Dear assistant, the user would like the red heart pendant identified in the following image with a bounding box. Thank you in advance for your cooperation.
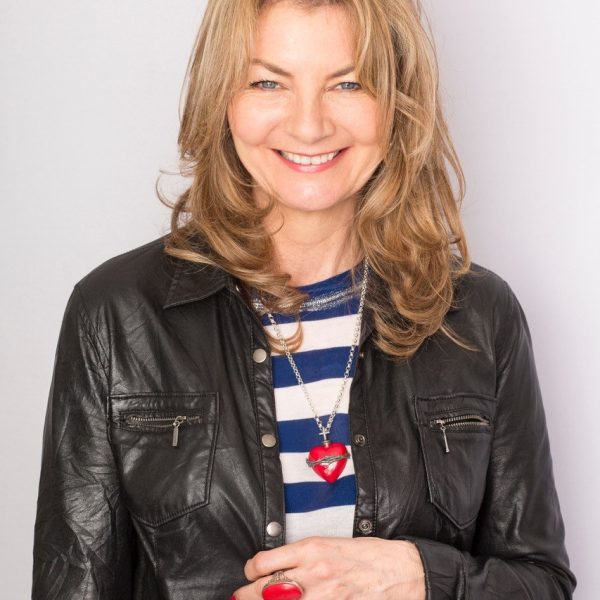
[306,441,350,483]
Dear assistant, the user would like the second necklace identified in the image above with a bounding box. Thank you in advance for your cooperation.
[266,257,369,484]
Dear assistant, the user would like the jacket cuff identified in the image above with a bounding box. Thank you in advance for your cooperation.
[395,535,466,600]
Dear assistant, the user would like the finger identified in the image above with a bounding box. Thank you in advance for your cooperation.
[244,540,308,581]
[231,573,274,600]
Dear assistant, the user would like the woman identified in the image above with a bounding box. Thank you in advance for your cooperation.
[32,0,576,599]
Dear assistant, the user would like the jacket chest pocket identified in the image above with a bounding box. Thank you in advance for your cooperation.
[108,392,219,526]
[415,393,497,529]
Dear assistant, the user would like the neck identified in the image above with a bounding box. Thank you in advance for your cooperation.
[263,199,362,287]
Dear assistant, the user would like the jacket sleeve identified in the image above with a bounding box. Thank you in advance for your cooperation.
[32,284,134,599]
[398,278,576,599]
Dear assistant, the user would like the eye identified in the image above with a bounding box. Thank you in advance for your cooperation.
[248,80,362,92]
[249,80,279,90]
[336,81,361,91]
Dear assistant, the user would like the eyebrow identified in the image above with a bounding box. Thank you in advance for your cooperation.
[250,59,355,79]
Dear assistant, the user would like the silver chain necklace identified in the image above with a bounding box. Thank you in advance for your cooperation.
[265,256,369,483]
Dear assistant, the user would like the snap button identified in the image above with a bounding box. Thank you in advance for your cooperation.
[359,350,365,358]
[353,433,366,446]
[357,518,373,535]
[261,433,277,448]
[266,521,282,537]
[253,348,268,363]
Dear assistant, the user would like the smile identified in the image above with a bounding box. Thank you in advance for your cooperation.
[273,147,348,173]
[277,149,342,166]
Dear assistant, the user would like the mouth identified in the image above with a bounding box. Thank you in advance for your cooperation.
[274,147,347,167]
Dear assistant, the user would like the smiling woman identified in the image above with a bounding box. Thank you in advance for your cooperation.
[32,1,576,599]
[227,2,382,225]
[168,0,472,360]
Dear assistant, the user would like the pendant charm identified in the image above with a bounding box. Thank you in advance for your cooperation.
[306,440,350,483]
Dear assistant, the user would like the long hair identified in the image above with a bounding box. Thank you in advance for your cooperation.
[160,0,475,361]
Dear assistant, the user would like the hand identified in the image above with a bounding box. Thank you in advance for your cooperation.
[230,536,426,600]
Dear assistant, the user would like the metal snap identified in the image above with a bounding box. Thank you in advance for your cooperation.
[266,521,283,537]
[253,348,268,363]
[353,433,366,446]
[357,518,373,535]
[261,433,277,448]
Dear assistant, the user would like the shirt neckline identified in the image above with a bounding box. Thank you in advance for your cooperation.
[295,259,364,297]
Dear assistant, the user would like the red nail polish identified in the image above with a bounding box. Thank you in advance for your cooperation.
[229,595,236,600]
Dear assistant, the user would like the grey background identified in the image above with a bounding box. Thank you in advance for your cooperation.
[1,1,598,597]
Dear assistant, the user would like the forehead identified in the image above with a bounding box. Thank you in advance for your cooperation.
[252,2,356,67]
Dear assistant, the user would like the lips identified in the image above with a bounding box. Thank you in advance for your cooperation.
[275,148,345,157]
[271,147,348,173]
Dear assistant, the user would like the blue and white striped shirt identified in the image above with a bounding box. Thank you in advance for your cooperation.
[255,264,364,543]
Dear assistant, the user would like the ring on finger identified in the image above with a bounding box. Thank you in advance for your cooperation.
[261,570,303,600]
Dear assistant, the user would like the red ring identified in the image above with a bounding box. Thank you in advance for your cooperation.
[262,578,303,600]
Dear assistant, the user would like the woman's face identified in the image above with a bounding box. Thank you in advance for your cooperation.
[227,1,383,217]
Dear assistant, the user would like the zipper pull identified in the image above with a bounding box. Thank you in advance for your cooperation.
[172,416,186,447]
[433,419,450,453]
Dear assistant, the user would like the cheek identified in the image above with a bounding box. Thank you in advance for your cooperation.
[228,98,283,146]
[336,99,380,145]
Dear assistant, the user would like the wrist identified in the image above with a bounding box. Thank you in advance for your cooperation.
[397,540,426,600]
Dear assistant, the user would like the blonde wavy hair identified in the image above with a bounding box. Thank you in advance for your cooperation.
[161,0,475,361]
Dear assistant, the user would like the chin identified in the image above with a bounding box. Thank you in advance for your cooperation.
[279,195,351,214]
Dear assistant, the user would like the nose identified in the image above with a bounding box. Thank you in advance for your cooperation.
[284,90,335,145]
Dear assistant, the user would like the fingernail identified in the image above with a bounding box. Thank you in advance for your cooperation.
[229,595,236,600]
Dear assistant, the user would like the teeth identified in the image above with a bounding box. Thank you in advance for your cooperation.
[279,149,341,165]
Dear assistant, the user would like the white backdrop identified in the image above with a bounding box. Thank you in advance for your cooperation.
[1,1,598,597]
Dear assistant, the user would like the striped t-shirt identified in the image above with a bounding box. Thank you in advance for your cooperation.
[253,264,364,543]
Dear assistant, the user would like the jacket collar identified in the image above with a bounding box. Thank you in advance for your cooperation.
[163,254,462,314]
[163,257,377,348]
[163,259,234,309]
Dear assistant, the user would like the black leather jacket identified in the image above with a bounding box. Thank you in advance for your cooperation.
[33,235,576,599]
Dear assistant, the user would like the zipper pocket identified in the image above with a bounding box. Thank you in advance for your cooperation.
[430,414,490,454]
[122,413,203,447]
